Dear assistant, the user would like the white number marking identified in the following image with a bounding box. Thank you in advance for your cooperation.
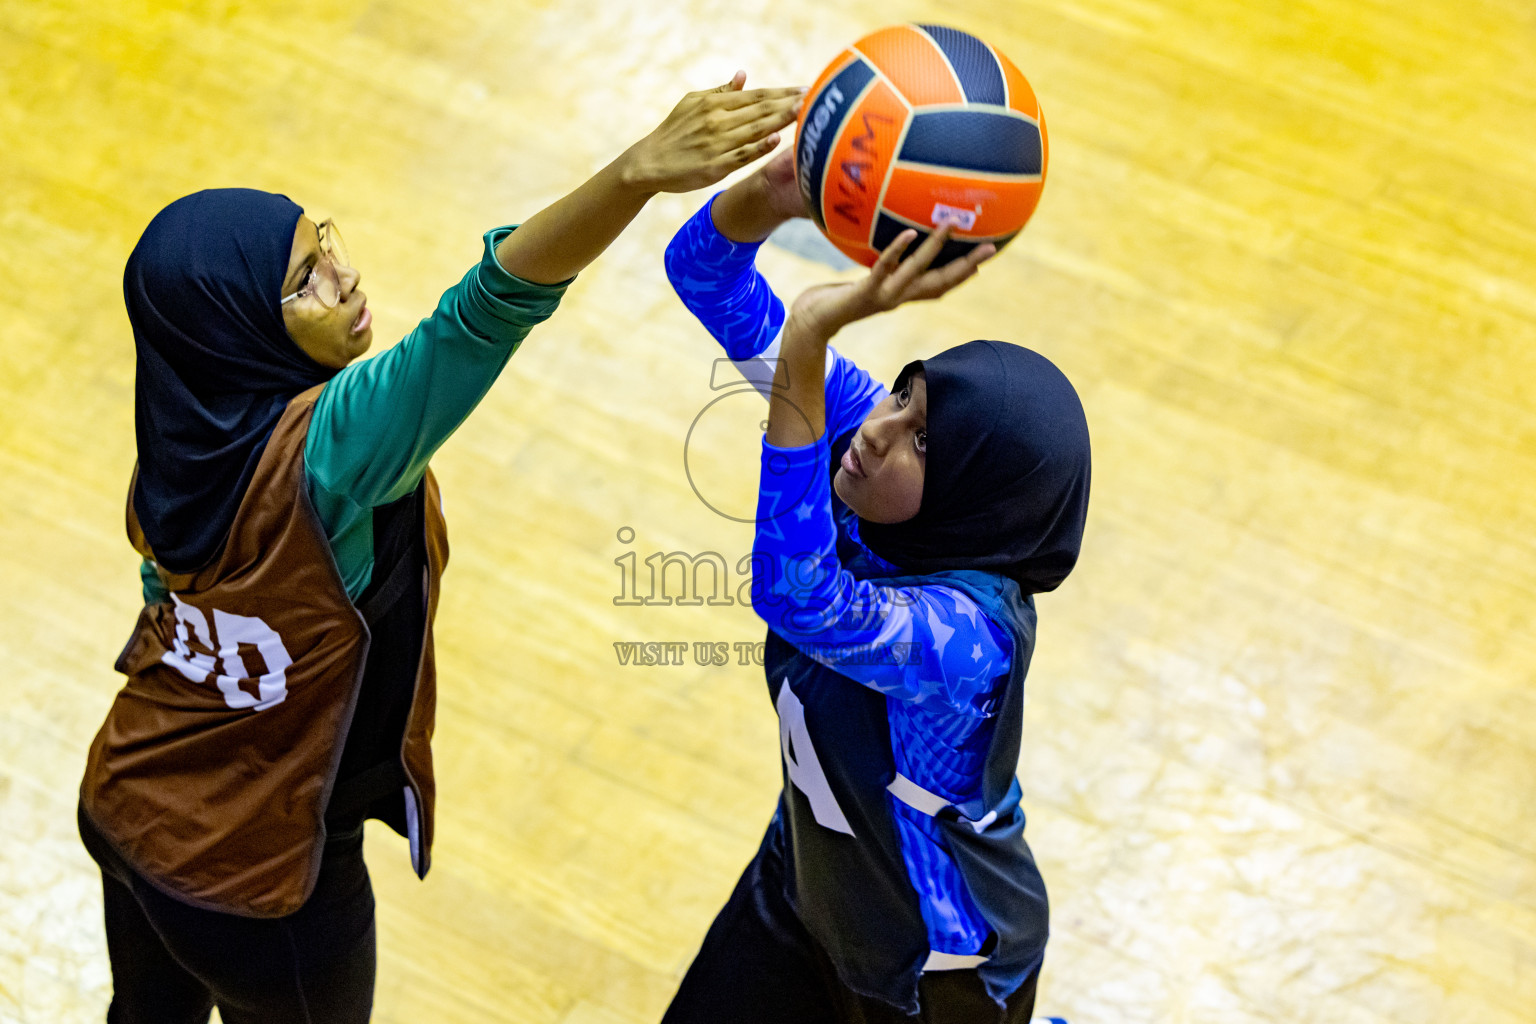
[162,595,292,711]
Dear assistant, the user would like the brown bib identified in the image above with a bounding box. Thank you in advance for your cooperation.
[81,386,447,917]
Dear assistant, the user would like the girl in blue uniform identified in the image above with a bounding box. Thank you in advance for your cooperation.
[660,152,1091,1023]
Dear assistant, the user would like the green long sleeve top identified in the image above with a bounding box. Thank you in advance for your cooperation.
[140,225,570,603]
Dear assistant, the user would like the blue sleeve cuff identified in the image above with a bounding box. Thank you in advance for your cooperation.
[761,435,828,460]
[666,197,787,362]
[700,193,768,266]
[758,435,830,524]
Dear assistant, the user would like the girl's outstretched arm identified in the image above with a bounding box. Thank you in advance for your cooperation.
[497,72,802,285]
[305,74,800,597]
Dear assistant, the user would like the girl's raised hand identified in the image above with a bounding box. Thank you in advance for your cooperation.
[788,225,997,340]
[622,72,804,195]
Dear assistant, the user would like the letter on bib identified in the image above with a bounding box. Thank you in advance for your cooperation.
[212,608,291,710]
[776,679,854,836]
[164,594,217,683]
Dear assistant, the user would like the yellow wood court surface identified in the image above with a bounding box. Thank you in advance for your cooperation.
[1,0,1533,1021]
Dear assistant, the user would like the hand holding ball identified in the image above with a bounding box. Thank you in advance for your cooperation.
[795,24,1048,268]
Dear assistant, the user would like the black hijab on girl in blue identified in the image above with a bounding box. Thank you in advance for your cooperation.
[127,187,334,572]
[851,340,1092,595]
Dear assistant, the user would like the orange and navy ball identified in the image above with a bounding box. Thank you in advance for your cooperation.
[794,24,1048,268]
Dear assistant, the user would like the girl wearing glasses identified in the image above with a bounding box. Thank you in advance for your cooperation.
[76,74,802,1024]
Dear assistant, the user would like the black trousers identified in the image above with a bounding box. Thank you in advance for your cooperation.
[661,826,1040,1024]
[78,804,376,1024]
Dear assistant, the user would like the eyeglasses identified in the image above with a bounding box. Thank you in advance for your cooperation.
[280,220,350,308]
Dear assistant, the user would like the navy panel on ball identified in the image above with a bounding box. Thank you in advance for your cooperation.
[796,58,876,232]
[898,111,1043,175]
[917,24,1006,106]
[872,213,1018,269]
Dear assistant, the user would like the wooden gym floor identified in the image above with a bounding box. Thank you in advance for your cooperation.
[2,0,1533,1021]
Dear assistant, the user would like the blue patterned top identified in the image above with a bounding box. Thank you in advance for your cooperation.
[665,197,1014,955]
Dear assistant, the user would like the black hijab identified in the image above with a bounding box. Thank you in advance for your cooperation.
[853,341,1091,595]
[127,188,334,572]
